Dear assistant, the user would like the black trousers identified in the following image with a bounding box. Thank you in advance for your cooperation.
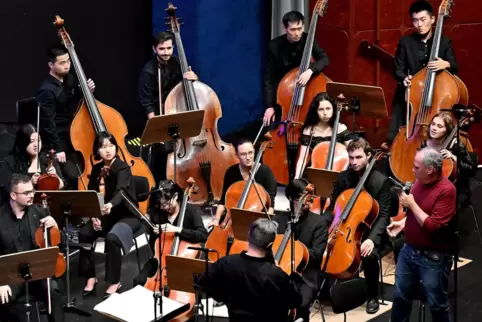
[387,89,407,145]
[148,142,174,184]
[362,248,380,299]
[0,280,64,322]
[295,268,319,322]
[78,216,139,284]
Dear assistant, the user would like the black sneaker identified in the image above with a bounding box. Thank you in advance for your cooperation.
[366,297,380,314]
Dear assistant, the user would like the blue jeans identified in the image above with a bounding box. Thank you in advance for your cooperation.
[391,244,453,322]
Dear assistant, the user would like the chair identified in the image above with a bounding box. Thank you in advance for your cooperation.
[465,204,482,247]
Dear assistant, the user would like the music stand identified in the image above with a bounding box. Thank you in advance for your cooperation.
[140,110,205,184]
[0,247,58,322]
[326,82,388,134]
[34,190,103,317]
[229,208,267,242]
[306,168,340,198]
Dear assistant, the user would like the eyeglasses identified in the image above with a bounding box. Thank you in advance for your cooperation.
[238,151,254,158]
[15,189,36,196]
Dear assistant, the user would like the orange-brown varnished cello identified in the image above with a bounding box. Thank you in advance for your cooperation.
[163,4,238,205]
[53,16,155,214]
[321,152,385,279]
[143,178,200,322]
[37,149,62,190]
[271,184,312,275]
[263,0,331,185]
[389,0,469,183]
[206,141,273,261]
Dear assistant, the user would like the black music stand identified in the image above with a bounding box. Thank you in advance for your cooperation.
[306,168,340,198]
[326,82,388,134]
[0,247,58,322]
[140,110,205,184]
[34,190,103,317]
[165,255,210,322]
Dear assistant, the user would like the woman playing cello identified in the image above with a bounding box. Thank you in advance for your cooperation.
[294,93,357,179]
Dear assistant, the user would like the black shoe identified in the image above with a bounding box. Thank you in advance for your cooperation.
[103,283,122,300]
[366,297,379,314]
[82,279,98,297]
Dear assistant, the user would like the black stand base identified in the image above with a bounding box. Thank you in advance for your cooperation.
[64,300,92,316]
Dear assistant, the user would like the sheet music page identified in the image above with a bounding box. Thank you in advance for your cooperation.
[97,193,104,209]
[200,298,229,318]
[94,285,186,322]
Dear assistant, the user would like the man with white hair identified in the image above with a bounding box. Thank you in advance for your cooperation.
[388,147,456,322]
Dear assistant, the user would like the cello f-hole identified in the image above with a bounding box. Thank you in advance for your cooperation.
[346,226,352,243]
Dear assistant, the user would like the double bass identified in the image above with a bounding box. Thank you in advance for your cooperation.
[389,0,469,183]
[53,16,155,214]
[263,0,331,185]
[321,152,385,279]
[206,140,273,261]
[163,3,238,204]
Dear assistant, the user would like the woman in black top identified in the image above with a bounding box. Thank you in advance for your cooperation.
[0,124,65,200]
[295,92,357,179]
[79,131,141,299]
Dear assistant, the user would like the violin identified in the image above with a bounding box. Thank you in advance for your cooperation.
[263,0,331,185]
[205,140,273,261]
[389,0,469,183]
[271,184,312,275]
[37,149,62,190]
[321,151,385,279]
[34,194,66,314]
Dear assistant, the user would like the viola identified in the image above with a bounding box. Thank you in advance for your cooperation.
[34,193,66,314]
[37,149,62,190]
[206,140,273,261]
[54,16,155,214]
[163,4,238,205]
[262,0,331,185]
[321,152,385,279]
[389,0,469,183]
[98,165,110,196]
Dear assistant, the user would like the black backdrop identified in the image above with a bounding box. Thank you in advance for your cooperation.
[0,0,152,137]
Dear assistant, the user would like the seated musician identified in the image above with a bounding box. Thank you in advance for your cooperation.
[281,179,333,321]
[0,174,64,322]
[294,92,357,179]
[134,180,208,286]
[324,138,391,314]
[208,138,277,228]
[198,218,301,322]
[0,124,65,202]
[387,148,456,322]
[79,131,141,299]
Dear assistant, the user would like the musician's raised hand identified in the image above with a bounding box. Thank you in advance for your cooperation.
[0,285,12,304]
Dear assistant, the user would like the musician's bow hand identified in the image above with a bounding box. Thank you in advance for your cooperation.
[399,192,415,210]
[92,218,102,231]
[428,57,450,72]
[360,239,375,257]
[0,285,12,304]
[297,69,313,86]
[387,219,405,237]
[160,223,181,233]
[102,202,113,215]
[263,107,275,126]
[403,75,412,87]
[40,216,57,229]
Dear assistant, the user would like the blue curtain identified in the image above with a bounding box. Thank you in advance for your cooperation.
[153,0,268,135]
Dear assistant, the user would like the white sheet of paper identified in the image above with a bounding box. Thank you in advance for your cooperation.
[200,298,229,318]
[94,285,186,322]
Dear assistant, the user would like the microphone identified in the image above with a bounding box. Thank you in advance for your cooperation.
[137,185,166,198]
[187,246,217,253]
[402,181,413,212]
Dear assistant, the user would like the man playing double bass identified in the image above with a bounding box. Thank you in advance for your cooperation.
[385,0,459,147]
[324,138,391,314]
[263,10,329,126]
[138,31,198,183]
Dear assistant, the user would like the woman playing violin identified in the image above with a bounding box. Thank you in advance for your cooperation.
[0,124,65,201]
[78,131,141,299]
[424,112,476,204]
[295,92,357,179]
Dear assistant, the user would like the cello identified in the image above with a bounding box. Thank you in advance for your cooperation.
[206,140,273,261]
[389,0,469,183]
[163,3,238,205]
[321,151,385,279]
[53,16,155,214]
[263,0,331,185]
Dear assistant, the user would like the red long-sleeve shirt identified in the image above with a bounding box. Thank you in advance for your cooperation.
[405,176,457,252]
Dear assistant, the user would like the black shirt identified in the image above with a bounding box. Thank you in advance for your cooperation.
[264,32,329,111]
[138,56,183,116]
[325,168,391,247]
[219,164,277,208]
[36,74,81,152]
[394,32,458,85]
[198,251,301,322]
[0,203,48,255]
[151,203,208,244]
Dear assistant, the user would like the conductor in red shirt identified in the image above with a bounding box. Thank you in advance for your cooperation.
[387,147,456,322]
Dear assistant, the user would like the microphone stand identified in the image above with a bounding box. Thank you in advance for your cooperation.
[153,207,165,321]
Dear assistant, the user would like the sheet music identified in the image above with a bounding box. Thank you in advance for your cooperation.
[200,298,229,318]
[94,285,186,322]
[97,193,105,209]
